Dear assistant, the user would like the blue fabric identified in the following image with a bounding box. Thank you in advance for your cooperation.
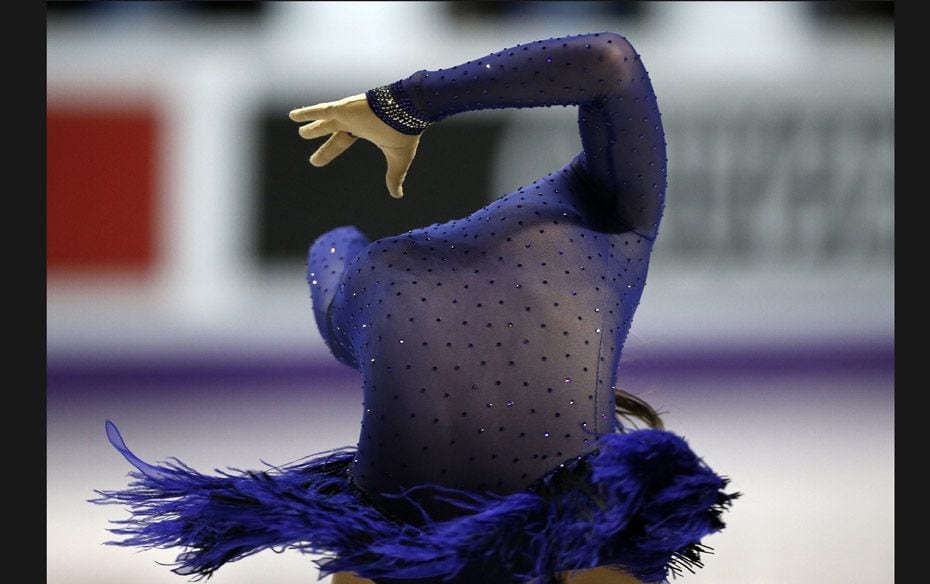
[93,422,736,584]
[97,31,736,583]
[308,30,667,518]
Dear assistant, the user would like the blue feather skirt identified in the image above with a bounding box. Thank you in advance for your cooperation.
[92,421,737,584]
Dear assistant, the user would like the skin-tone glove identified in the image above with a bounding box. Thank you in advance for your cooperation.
[289,94,421,199]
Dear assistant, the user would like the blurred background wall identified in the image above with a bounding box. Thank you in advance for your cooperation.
[47,2,894,583]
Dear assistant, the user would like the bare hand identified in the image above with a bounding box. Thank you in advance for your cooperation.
[289,94,421,199]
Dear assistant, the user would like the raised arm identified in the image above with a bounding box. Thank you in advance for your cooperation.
[367,31,666,239]
[291,32,666,239]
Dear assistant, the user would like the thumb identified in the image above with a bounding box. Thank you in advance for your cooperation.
[382,145,418,199]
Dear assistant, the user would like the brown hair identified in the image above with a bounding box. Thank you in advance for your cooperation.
[614,388,664,430]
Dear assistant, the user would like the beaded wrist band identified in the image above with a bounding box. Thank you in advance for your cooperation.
[365,81,432,136]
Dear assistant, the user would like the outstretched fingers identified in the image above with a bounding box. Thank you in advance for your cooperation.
[298,119,341,140]
[291,94,421,198]
[289,102,337,122]
[310,131,358,167]
[382,146,418,199]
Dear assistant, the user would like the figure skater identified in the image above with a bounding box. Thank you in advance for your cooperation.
[94,32,736,584]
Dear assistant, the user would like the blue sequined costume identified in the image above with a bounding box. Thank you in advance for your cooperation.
[95,32,736,584]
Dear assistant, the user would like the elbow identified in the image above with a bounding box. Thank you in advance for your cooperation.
[591,32,639,93]
[597,31,635,52]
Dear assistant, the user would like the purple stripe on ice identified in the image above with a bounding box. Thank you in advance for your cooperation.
[620,341,895,379]
[46,351,358,391]
[46,340,893,391]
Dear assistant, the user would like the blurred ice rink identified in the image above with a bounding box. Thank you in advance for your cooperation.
[47,3,893,583]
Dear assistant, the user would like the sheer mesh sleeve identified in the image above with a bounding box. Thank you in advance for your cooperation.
[366,31,666,239]
[307,225,370,369]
